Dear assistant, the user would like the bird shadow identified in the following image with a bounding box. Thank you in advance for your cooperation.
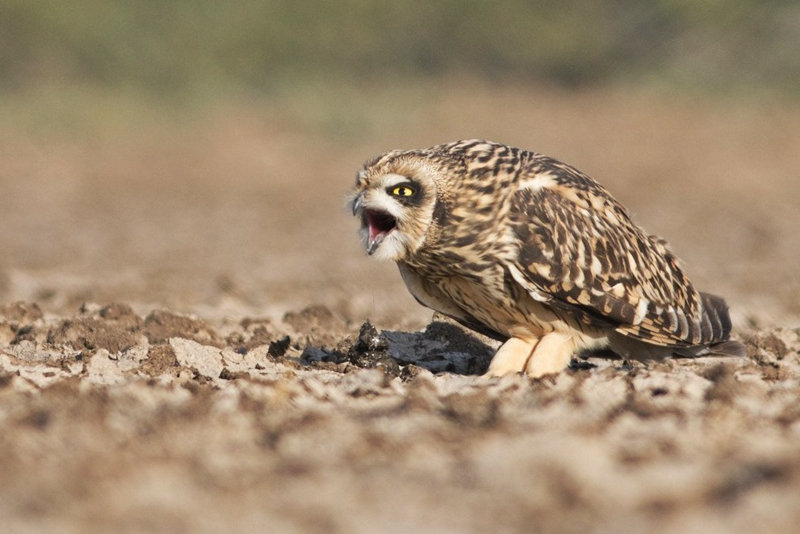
[301,320,496,376]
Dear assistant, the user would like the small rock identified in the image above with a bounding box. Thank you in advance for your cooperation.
[170,337,224,380]
[85,349,126,386]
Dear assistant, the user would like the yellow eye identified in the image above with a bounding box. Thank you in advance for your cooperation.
[391,186,414,197]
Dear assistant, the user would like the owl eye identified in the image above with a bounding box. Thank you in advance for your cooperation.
[390,185,415,197]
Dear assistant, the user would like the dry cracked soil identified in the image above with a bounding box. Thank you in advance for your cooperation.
[1,86,800,533]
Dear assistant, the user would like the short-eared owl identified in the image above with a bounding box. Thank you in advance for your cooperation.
[350,140,743,377]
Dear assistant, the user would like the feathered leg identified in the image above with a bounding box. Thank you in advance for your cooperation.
[485,336,538,377]
[524,332,574,377]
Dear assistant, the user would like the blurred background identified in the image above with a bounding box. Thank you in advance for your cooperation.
[0,0,798,328]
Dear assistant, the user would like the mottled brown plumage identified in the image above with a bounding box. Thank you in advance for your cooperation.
[350,140,743,377]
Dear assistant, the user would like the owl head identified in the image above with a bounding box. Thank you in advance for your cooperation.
[349,148,451,262]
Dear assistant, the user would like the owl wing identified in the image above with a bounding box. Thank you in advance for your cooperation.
[504,170,721,348]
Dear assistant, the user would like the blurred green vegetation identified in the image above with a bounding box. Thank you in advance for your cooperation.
[1,0,798,98]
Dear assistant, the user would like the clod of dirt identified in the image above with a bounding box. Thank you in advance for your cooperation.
[231,326,271,353]
[96,302,141,325]
[268,335,291,357]
[47,317,142,354]
[0,301,44,324]
[346,321,401,377]
[228,317,282,353]
[44,303,145,354]
[0,301,45,344]
[746,328,798,363]
[143,310,220,347]
[141,343,180,377]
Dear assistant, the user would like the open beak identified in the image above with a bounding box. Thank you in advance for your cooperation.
[352,192,397,255]
[363,209,397,255]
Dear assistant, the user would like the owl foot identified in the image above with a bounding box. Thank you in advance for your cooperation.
[485,333,574,378]
[485,337,538,377]
[524,332,574,377]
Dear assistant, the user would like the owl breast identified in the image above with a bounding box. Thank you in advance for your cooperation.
[402,257,608,352]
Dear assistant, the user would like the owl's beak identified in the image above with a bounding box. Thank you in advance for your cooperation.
[364,209,397,255]
[367,234,384,255]
[351,192,364,216]
[352,192,396,255]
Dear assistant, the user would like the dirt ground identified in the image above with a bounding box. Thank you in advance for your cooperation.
[1,84,799,533]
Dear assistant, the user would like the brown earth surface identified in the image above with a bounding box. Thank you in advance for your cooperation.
[1,84,799,533]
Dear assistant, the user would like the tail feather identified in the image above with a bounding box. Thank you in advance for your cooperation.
[707,339,747,357]
[697,292,745,357]
[699,291,733,343]
[617,292,745,359]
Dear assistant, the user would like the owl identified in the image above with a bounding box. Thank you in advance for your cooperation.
[350,140,744,377]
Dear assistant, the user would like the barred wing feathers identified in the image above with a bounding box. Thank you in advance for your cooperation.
[505,157,731,349]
